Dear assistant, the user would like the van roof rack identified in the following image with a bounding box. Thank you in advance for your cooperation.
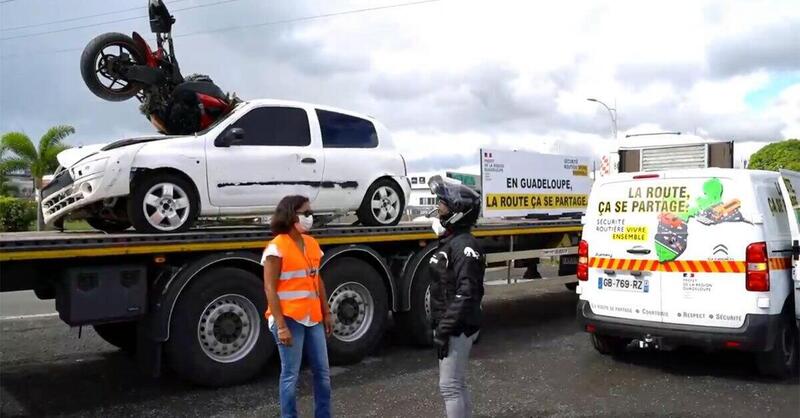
[625,132,681,138]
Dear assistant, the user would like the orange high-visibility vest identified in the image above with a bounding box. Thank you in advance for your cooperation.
[265,234,324,323]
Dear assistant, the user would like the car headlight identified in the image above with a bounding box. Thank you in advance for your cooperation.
[70,157,108,180]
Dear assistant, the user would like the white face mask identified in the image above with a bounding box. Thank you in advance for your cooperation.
[431,218,447,237]
[295,215,313,233]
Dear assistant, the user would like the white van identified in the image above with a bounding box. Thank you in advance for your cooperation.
[576,168,800,378]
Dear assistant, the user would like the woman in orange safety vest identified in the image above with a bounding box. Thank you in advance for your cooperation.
[263,195,333,418]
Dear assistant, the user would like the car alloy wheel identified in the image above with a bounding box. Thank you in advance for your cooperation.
[370,186,400,224]
[142,182,191,231]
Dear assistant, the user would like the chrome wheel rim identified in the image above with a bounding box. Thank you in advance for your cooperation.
[370,186,400,224]
[329,282,374,342]
[142,182,191,231]
[197,294,260,363]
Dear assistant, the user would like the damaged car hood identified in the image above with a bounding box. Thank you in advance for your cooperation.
[56,135,184,167]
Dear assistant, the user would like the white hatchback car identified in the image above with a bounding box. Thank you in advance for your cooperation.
[42,99,411,233]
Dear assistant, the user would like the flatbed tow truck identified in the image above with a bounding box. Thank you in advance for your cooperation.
[0,219,581,387]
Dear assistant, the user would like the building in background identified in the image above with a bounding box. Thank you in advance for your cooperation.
[5,170,34,199]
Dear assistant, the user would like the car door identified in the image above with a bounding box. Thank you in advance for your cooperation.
[205,105,323,209]
[581,175,664,323]
[312,108,382,212]
[778,169,800,325]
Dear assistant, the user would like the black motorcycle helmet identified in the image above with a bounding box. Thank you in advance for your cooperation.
[428,175,481,229]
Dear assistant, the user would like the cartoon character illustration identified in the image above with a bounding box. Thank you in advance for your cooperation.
[655,178,750,262]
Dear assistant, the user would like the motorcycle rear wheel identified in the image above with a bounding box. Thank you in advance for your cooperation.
[80,32,146,102]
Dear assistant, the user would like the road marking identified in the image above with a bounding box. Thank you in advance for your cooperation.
[0,312,59,321]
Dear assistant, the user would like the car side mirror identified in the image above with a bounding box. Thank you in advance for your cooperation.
[215,128,245,147]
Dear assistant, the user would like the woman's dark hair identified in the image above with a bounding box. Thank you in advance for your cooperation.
[271,195,310,235]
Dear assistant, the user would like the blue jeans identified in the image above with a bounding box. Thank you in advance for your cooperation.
[270,318,331,418]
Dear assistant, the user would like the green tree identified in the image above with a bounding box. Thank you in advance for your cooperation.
[747,139,800,171]
[0,125,74,229]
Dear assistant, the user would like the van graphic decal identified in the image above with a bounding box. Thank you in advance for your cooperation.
[654,178,750,262]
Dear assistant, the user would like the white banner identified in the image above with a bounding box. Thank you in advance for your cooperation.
[480,149,593,218]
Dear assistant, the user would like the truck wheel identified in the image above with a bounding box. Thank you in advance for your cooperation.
[756,315,799,379]
[591,334,630,355]
[165,267,273,387]
[128,173,199,233]
[395,259,434,346]
[357,179,405,226]
[86,217,131,233]
[93,321,137,353]
[324,257,388,365]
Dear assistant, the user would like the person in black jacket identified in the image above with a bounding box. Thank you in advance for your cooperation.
[427,175,485,418]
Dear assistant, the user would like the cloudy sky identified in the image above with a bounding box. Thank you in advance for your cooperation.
[1,0,798,173]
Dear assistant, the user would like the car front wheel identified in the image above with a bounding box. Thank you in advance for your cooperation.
[128,173,199,233]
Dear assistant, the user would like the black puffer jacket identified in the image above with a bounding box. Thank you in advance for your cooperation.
[429,229,485,338]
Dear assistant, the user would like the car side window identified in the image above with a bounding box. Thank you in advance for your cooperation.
[227,106,311,146]
[316,109,378,148]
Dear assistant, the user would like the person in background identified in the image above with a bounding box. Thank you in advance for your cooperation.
[427,176,485,418]
[263,195,333,418]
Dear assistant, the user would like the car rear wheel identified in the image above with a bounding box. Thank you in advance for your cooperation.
[357,179,405,226]
[128,173,199,233]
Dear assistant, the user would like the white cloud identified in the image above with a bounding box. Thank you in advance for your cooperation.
[1,0,798,170]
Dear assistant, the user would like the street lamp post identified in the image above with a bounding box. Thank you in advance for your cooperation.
[587,98,618,139]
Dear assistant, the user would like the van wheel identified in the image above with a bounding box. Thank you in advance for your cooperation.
[128,173,199,233]
[756,316,799,379]
[396,250,435,346]
[165,267,273,387]
[93,322,137,353]
[324,257,389,365]
[357,179,404,226]
[591,334,629,355]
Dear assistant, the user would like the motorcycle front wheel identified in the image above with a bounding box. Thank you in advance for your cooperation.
[80,32,146,102]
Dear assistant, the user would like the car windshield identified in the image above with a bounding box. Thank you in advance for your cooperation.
[194,100,247,136]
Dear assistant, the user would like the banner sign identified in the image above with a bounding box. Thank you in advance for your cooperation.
[480,149,592,218]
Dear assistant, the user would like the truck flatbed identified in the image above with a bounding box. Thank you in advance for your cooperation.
[0,219,581,262]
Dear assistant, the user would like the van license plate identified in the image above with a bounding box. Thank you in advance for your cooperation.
[598,277,649,293]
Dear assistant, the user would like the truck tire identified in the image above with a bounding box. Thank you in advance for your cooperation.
[590,334,630,355]
[357,179,405,226]
[128,173,199,233]
[93,321,137,353]
[324,257,389,365]
[395,250,435,346]
[756,315,799,379]
[165,267,273,387]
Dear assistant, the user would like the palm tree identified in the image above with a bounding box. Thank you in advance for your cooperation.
[1,125,74,230]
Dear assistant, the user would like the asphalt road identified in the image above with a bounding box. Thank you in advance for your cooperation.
[1,269,798,417]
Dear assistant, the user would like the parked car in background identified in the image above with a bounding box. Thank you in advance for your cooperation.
[41,99,411,233]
